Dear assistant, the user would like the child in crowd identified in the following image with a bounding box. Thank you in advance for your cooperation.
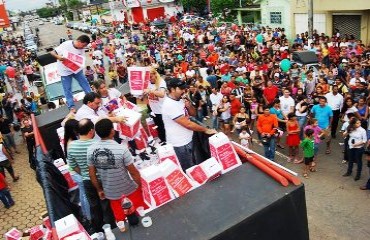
[304,118,325,170]
[300,128,315,178]
[239,126,252,149]
[108,66,118,87]
[0,173,15,209]
[340,113,356,164]
[85,66,95,83]
[286,113,301,163]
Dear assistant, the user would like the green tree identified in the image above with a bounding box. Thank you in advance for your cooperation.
[36,7,58,18]
[180,0,207,14]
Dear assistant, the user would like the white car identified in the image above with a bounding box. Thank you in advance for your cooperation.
[38,21,44,25]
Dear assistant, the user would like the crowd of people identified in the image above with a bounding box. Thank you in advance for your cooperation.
[79,16,370,187]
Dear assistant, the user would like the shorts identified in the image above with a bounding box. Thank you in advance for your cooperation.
[221,118,231,124]
[304,156,314,165]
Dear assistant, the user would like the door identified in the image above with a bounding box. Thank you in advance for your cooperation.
[131,7,144,24]
[295,13,326,35]
[333,15,361,40]
[147,7,165,21]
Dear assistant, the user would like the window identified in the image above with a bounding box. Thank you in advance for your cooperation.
[270,12,282,24]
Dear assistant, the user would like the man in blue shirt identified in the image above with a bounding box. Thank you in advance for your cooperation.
[311,96,333,154]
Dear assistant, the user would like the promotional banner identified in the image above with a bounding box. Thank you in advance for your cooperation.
[43,63,61,85]
[128,66,150,96]
[62,51,86,74]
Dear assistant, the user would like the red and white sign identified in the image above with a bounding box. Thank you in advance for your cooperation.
[55,214,91,240]
[146,117,158,138]
[58,165,78,192]
[209,132,242,173]
[62,51,86,74]
[113,107,142,139]
[43,63,61,85]
[30,225,45,240]
[157,144,181,168]
[140,165,175,208]
[4,228,22,240]
[160,159,197,197]
[186,157,222,185]
[128,67,150,96]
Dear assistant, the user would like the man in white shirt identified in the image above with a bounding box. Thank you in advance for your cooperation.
[209,87,223,129]
[162,79,217,171]
[349,71,366,86]
[279,89,295,116]
[185,66,196,79]
[75,92,125,125]
[325,85,343,138]
[51,35,92,110]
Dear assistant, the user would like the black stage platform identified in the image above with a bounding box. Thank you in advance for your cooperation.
[117,164,309,240]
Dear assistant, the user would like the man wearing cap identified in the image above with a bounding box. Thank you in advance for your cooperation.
[162,78,217,171]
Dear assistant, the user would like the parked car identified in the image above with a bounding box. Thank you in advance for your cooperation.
[38,21,44,25]
[89,26,98,34]
[66,22,73,28]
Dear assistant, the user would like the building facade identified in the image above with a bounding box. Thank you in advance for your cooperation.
[259,0,370,44]
[109,0,183,24]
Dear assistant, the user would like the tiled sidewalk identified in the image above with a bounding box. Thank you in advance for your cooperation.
[0,143,46,236]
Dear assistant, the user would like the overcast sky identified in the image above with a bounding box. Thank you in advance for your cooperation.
[5,0,52,11]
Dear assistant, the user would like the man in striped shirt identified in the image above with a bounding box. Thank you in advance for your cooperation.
[88,118,145,222]
[67,118,116,232]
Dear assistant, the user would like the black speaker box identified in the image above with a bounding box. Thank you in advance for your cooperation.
[292,51,318,65]
[37,53,57,66]
[117,165,309,240]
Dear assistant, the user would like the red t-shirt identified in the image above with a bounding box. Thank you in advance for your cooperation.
[5,66,16,78]
[227,81,236,90]
[263,86,279,104]
[0,173,6,190]
[230,99,242,116]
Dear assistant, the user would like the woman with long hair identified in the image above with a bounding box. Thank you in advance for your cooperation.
[218,95,231,135]
[356,96,368,129]
[343,117,367,181]
[341,97,361,122]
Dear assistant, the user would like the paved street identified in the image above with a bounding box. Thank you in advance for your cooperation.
[0,22,368,239]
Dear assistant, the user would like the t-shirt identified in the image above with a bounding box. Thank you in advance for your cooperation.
[311,105,333,129]
[304,125,322,144]
[162,97,193,147]
[147,79,167,114]
[270,107,284,120]
[21,126,35,146]
[67,139,95,181]
[54,40,85,76]
[300,138,315,157]
[0,119,11,134]
[0,173,6,190]
[87,140,137,200]
[100,88,122,107]
[279,96,295,115]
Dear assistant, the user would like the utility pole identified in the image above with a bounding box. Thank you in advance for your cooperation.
[308,0,313,40]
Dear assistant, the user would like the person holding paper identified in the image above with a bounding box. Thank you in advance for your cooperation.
[51,35,92,110]
[162,78,217,171]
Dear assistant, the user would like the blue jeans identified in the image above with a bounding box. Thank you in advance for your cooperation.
[347,147,364,177]
[197,108,204,123]
[173,141,194,171]
[0,188,14,208]
[72,173,91,220]
[211,114,219,129]
[297,116,307,140]
[61,70,92,109]
[263,136,276,161]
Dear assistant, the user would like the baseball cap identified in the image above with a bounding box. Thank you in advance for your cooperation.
[342,59,348,63]
[167,78,188,89]
[274,73,280,77]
